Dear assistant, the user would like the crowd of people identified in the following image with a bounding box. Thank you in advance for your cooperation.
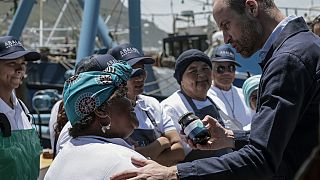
[0,0,319,179]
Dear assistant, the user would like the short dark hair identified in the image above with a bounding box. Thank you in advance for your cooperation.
[69,86,128,138]
[226,0,275,15]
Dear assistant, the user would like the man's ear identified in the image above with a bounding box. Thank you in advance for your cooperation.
[245,0,259,17]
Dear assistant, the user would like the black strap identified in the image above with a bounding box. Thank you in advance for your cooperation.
[179,90,201,114]
[144,111,163,136]
[179,90,221,114]
[206,96,222,113]
[0,113,11,137]
[17,99,32,123]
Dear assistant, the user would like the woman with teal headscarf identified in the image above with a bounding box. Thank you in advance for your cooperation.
[242,75,261,111]
[45,61,146,179]
[0,36,42,180]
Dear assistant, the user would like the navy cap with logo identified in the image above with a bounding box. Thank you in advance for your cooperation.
[107,43,155,66]
[210,44,241,67]
[75,54,121,74]
[75,53,145,79]
[0,36,40,61]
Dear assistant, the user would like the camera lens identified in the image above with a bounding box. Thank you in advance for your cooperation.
[178,112,211,145]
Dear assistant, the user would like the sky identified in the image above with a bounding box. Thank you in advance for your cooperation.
[125,0,320,33]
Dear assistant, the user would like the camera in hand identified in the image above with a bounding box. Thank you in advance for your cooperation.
[178,112,211,145]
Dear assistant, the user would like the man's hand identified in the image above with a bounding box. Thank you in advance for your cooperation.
[188,115,235,150]
[110,157,178,180]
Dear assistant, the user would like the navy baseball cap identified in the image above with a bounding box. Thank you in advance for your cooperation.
[75,54,121,74]
[0,36,40,61]
[210,44,241,67]
[107,43,155,66]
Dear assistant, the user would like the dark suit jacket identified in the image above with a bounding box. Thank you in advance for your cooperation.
[177,17,320,180]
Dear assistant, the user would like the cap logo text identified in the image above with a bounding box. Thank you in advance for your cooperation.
[219,50,235,59]
[4,40,22,49]
[120,47,140,57]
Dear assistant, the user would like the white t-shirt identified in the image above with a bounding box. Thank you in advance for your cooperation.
[45,136,145,180]
[208,85,253,130]
[49,100,62,150]
[160,91,214,155]
[0,91,32,131]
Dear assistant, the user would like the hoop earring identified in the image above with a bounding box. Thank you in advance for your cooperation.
[100,115,111,134]
[101,123,111,134]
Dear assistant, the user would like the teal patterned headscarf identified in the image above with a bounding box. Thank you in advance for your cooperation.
[63,62,132,125]
[242,75,261,108]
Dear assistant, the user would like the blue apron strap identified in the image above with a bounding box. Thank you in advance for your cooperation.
[178,90,200,114]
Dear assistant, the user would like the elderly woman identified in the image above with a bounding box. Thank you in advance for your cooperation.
[51,54,120,156]
[108,43,184,166]
[44,61,145,179]
[0,36,42,179]
[161,49,233,162]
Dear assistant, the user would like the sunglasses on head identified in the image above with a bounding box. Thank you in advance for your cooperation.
[214,64,236,74]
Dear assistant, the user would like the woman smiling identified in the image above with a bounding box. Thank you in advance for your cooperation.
[161,49,233,162]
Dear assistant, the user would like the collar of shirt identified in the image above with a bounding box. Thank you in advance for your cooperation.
[74,135,134,149]
[258,15,298,61]
[135,95,150,111]
[212,85,234,93]
[0,91,18,114]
